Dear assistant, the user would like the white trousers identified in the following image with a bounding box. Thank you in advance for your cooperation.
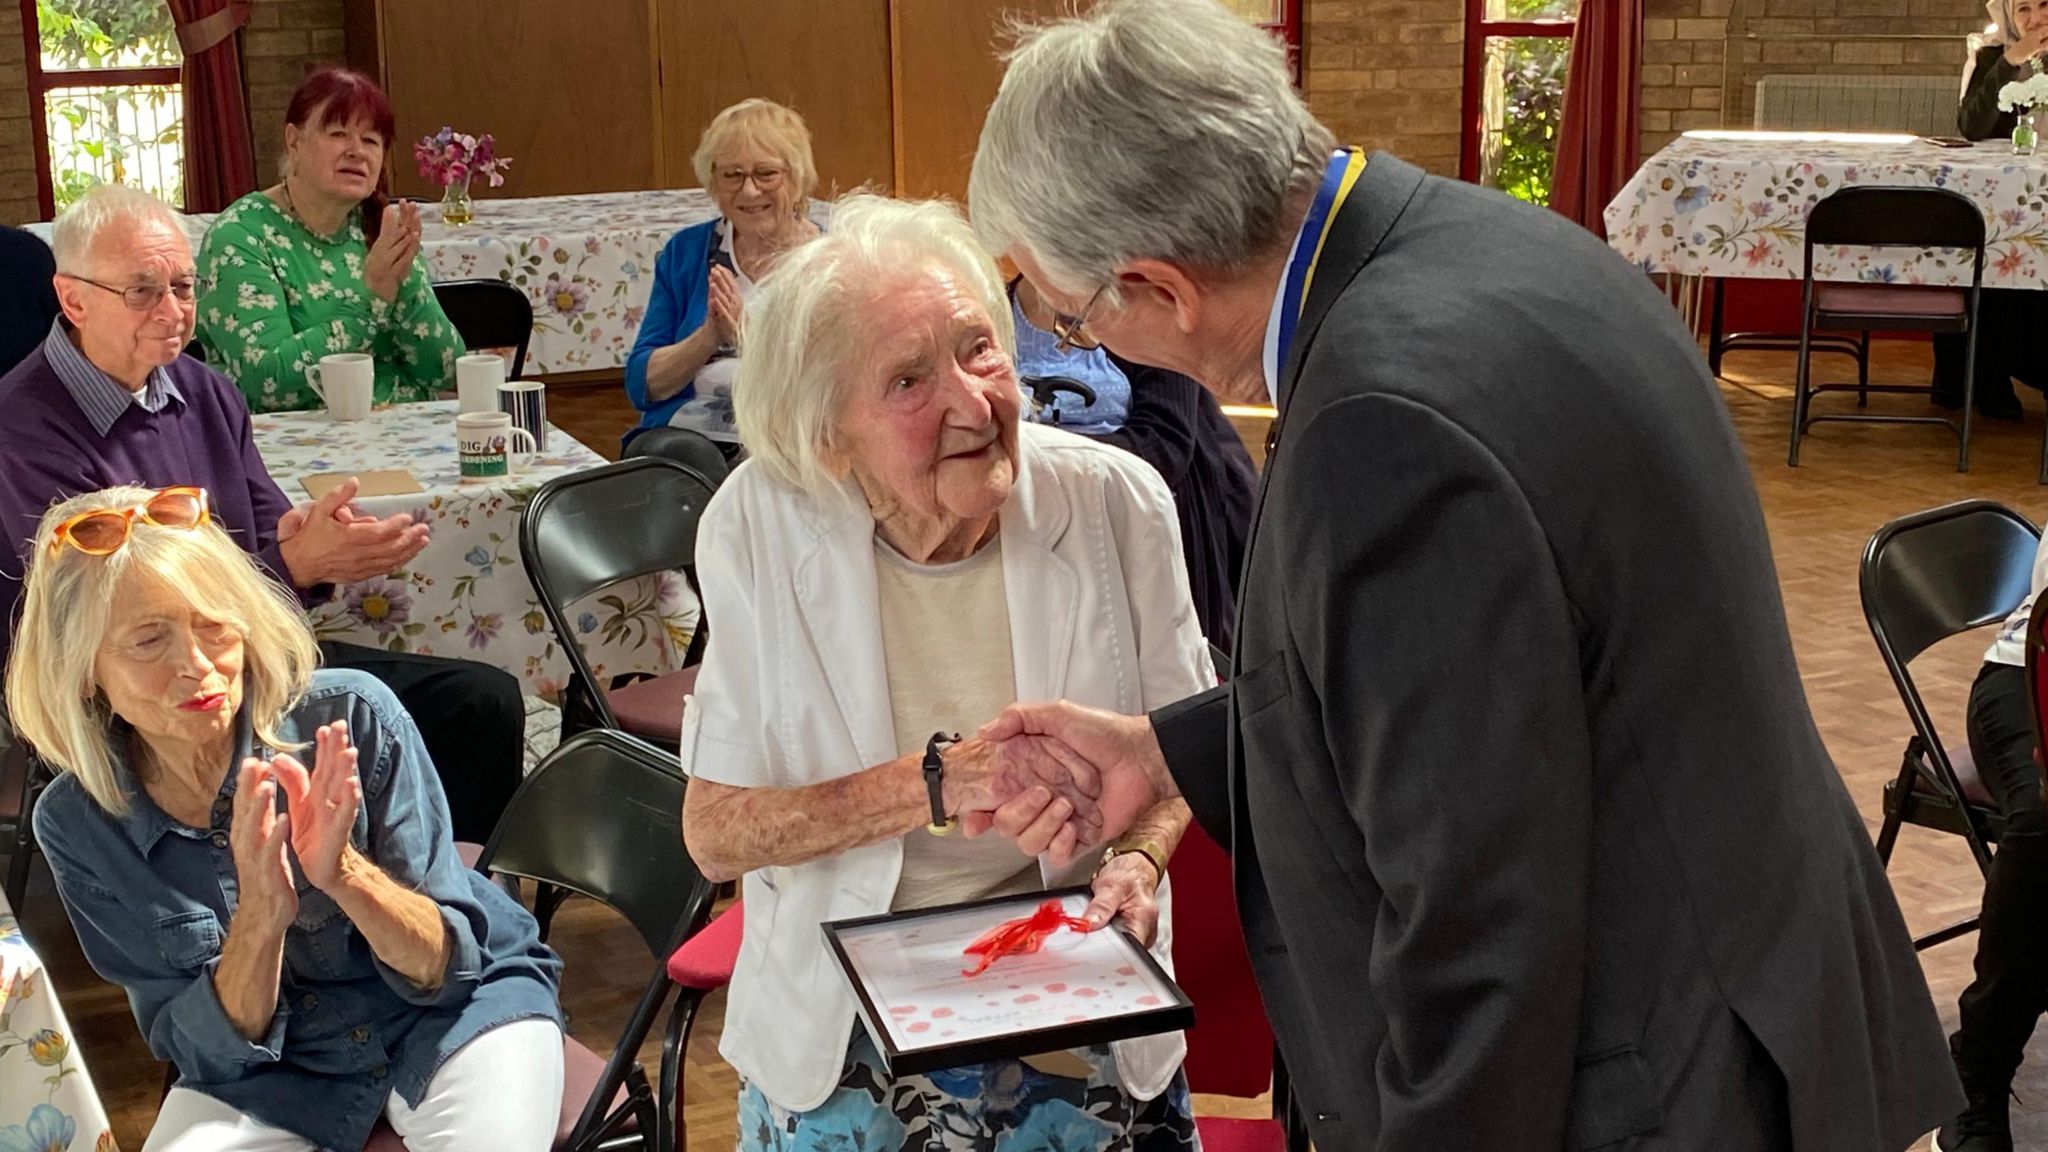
[142,1018,565,1152]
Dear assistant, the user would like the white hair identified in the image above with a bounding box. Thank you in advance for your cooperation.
[733,194,1016,497]
[49,184,186,278]
[968,0,1335,299]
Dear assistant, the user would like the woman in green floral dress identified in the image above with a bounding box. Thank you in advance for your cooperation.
[196,68,464,413]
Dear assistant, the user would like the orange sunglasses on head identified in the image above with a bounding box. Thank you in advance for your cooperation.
[49,486,211,557]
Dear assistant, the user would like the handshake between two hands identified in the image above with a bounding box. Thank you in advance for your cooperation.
[950,700,1181,944]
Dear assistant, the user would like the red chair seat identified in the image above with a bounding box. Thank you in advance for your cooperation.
[455,842,483,870]
[1195,1117,1288,1152]
[359,1035,628,1151]
[1814,283,1966,321]
[605,666,699,744]
[1914,743,1995,808]
[667,902,743,991]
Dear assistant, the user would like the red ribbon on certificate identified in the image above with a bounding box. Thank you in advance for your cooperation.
[962,899,1093,977]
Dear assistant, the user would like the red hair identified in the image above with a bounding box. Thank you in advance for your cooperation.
[285,68,397,243]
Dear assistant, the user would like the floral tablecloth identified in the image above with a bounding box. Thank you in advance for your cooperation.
[1606,131,2048,287]
[252,400,698,700]
[27,191,830,375]
[0,900,115,1152]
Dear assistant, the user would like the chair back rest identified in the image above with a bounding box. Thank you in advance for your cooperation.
[623,426,731,488]
[1804,186,1986,255]
[1861,500,2038,667]
[522,457,717,609]
[476,729,713,957]
[433,278,535,379]
[0,227,58,376]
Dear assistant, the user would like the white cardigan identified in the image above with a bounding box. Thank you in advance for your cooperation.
[680,420,1213,1112]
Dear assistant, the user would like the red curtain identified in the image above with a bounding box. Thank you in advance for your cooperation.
[1548,0,1642,234]
[167,0,256,213]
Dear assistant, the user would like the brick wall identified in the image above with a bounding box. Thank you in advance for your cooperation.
[0,0,344,225]
[243,0,348,185]
[1,4,35,226]
[1304,0,1467,177]
[1639,0,1985,158]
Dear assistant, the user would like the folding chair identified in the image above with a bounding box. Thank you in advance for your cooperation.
[1788,185,1987,471]
[1862,499,2036,949]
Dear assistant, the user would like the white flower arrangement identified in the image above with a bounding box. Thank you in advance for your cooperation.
[1998,71,2048,113]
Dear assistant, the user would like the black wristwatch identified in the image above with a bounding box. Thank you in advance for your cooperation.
[924,731,958,835]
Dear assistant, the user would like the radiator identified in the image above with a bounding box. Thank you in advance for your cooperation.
[1752,73,1960,136]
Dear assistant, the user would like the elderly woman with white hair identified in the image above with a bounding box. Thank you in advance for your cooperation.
[6,485,564,1152]
[678,195,1205,1151]
[623,98,825,450]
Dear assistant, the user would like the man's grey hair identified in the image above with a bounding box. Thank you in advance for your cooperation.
[49,184,186,278]
[968,0,1335,299]
[734,194,1016,497]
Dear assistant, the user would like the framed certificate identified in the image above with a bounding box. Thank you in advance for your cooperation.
[822,887,1194,1076]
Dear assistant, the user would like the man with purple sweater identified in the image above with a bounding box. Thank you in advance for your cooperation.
[0,185,521,842]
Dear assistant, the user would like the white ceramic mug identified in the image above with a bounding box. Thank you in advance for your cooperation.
[309,353,374,421]
[456,353,506,415]
[457,410,538,482]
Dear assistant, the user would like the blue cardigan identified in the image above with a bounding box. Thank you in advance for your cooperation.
[623,219,718,446]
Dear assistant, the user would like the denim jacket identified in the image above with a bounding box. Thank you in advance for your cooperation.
[34,669,561,1151]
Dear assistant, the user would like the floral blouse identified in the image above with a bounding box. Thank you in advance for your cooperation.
[196,192,465,413]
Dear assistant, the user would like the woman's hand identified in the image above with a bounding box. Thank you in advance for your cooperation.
[707,264,744,345]
[364,201,422,303]
[2006,25,2048,67]
[944,736,1104,855]
[270,721,364,892]
[1081,851,1162,946]
[230,758,298,934]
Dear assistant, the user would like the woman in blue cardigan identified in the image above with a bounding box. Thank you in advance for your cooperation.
[624,99,823,450]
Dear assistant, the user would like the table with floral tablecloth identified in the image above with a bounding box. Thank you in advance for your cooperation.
[1606,131,2048,287]
[26,191,830,376]
[252,400,697,701]
[0,897,115,1152]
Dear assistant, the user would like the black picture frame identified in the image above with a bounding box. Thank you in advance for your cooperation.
[821,886,1195,1077]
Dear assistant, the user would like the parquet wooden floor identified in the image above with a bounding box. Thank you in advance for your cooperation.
[35,340,2048,1149]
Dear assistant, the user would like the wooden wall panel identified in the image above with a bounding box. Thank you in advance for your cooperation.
[888,0,1081,203]
[656,0,894,196]
[374,0,661,199]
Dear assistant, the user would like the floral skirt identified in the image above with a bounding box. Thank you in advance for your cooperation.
[735,1031,1199,1152]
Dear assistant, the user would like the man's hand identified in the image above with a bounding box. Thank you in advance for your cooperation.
[941,735,1105,861]
[277,476,430,588]
[970,702,1177,854]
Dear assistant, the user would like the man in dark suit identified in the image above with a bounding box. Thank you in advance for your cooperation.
[968,1,1961,1148]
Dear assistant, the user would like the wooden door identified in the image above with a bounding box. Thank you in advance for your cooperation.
[655,0,895,196]
[887,0,1081,203]
[373,0,662,198]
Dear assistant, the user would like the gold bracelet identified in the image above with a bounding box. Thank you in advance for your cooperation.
[1099,839,1167,881]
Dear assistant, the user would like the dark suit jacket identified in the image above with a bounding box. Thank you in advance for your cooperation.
[1152,154,1959,1151]
[0,226,57,376]
[1088,357,1257,652]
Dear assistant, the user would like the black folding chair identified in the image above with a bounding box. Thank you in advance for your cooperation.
[473,729,717,1152]
[1862,499,2037,950]
[622,426,731,489]
[1788,185,1987,471]
[434,278,535,379]
[521,458,718,750]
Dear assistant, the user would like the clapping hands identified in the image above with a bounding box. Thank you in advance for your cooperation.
[277,475,431,587]
[365,201,423,303]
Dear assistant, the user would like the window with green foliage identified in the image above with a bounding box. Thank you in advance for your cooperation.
[1464,0,1576,206]
[26,0,185,216]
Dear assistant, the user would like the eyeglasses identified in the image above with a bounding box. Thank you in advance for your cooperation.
[715,165,788,191]
[66,275,206,312]
[1050,285,1105,354]
[49,487,211,557]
